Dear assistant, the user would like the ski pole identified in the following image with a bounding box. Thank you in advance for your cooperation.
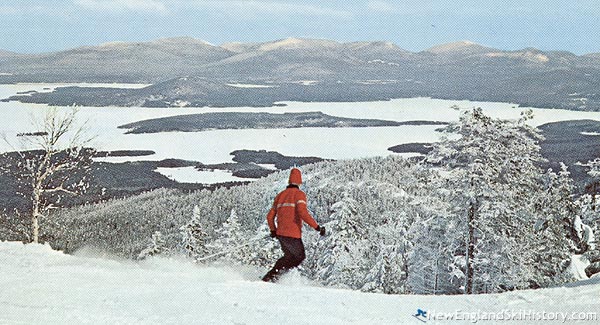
[195,235,269,263]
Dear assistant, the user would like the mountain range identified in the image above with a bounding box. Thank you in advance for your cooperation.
[2,37,600,110]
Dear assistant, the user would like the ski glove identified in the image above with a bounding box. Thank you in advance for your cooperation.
[270,230,277,238]
[316,225,326,236]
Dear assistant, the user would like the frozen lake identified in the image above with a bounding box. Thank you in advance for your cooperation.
[2,83,600,183]
[155,166,256,184]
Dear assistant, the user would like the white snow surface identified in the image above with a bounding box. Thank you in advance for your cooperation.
[226,83,276,88]
[1,241,599,324]
[256,163,278,170]
[155,166,255,184]
[570,255,591,281]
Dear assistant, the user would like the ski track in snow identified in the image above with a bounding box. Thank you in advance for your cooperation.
[1,242,599,324]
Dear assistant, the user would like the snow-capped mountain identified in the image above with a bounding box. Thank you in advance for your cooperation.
[2,36,600,110]
[425,40,499,56]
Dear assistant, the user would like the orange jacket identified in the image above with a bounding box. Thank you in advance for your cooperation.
[267,186,318,238]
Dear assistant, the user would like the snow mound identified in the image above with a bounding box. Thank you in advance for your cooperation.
[570,254,591,280]
[1,241,599,324]
[276,269,318,287]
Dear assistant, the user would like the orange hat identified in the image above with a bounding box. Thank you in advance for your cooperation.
[288,168,302,185]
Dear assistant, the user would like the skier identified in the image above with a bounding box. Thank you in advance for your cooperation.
[262,167,326,282]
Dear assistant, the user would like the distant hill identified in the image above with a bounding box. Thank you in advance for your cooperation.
[2,36,600,110]
[0,37,235,83]
[584,53,600,59]
[425,40,499,57]
[0,49,19,57]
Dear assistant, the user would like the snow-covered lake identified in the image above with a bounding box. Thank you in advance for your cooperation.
[3,83,600,183]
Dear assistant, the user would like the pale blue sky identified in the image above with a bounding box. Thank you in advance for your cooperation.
[1,0,599,54]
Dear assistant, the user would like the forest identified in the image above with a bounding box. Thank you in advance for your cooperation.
[2,108,596,295]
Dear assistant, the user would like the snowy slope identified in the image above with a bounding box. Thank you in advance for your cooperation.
[1,242,598,324]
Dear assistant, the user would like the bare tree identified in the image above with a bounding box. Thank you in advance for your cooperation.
[1,107,95,243]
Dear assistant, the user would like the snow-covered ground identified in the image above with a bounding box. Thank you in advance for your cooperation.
[226,83,276,88]
[0,242,598,324]
[571,255,592,281]
[581,132,600,136]
[3,84,600,183]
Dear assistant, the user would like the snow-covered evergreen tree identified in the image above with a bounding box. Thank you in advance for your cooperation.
[579,158,600,243]
[582,157,600,205]
[362,221,410,294]
[530,165,578,286]
[408,211,463,294]
[245,223,280,268]
[208,209,253,264]
[426,108,550,293]
[405,166,464,294]
[137,231,166,260]
[313,194,367,289]
[576,158,600,277]
[180,205,210,260]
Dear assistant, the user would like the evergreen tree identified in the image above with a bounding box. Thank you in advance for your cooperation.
[362,222,410,294]
[579,158,600,250]
[208,209,252,264]
[245,223,280,268]
[314,194,367,289]
[408,210,463,294]
[581,158,600,208]
[137,231,166,260]
[576,159,600,277]
[530,165,578,287]
[426,108,548,294]
[180,205,210,260]
[405,163,463,294]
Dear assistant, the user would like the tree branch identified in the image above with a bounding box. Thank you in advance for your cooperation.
[41,186,78,196]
